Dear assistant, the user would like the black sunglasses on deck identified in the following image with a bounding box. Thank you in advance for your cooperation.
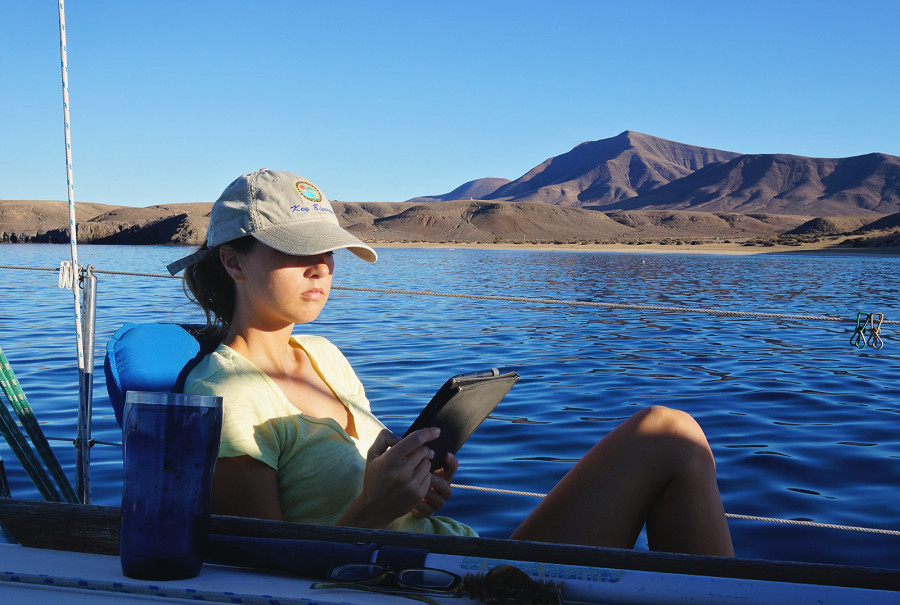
[311,563,463,604]
[329,563,461,590]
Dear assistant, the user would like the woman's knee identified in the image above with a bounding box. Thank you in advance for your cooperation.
[632,406,715,464]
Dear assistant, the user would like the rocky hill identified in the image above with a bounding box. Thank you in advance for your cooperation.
[486,131,740,207]
[434,131,900,216]
[607,152,900,215]
[8,198,898,248]
[404,177,511,204]
[0,201,210,245]
[3,131,899,248]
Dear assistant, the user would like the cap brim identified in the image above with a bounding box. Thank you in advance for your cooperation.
[253,220,378,263]
[166,249,210,275]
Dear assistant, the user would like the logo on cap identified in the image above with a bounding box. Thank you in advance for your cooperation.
[294,179,323,203]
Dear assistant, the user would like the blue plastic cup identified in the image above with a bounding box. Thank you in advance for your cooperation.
[119,391,223,580]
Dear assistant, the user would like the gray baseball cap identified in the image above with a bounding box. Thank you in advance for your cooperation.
[167,169,377,275]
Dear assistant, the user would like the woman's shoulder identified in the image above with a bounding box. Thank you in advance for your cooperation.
[184,343,266,394]
[290,334,351,365]
[291,333,340,352]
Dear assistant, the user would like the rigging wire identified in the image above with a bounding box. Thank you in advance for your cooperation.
[0,265,895,325]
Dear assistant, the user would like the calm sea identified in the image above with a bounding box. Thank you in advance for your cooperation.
[1,243,899,569]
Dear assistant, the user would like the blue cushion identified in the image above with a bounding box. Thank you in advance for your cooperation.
[104,323,217,428]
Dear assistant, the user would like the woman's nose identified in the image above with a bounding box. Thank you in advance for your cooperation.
[305,254,332,276]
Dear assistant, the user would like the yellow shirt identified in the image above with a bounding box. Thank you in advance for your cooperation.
[184,334,476,536]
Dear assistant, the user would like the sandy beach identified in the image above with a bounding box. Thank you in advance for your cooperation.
[375,237,900,256]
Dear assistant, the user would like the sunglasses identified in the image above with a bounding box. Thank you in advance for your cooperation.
[311,563,462,604]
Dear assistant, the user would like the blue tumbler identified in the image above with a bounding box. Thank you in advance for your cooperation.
[119,391,223,580]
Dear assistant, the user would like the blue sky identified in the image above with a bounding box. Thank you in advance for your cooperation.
[2,1,898,207]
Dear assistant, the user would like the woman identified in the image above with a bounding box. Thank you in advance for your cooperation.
[169,168,734,556]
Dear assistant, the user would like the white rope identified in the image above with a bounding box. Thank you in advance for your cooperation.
[58,1,84,373]
[57,261,76,289]
[451,483,900,536]
[723,513,900,536]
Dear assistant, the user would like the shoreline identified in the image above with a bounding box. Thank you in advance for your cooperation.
[3,238,899,257]
[373,237,900,256]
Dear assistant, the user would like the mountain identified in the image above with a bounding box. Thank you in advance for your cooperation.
[605,152,900,215]
[3,198,896,247]
[449,131,900,216]
[404,177,511,204]
[335,200,634,242]
[0,201,210,244]
[485,131,741,207]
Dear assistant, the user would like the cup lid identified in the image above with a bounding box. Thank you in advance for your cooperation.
[124,391,223,408]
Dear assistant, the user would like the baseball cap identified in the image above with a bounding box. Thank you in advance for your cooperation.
[167,169,377,275]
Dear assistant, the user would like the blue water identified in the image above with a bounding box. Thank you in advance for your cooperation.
[1,243,899,569]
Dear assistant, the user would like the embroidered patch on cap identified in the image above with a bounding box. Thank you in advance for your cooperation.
[294,179,323,203]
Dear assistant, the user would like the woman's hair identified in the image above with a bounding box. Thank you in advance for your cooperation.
[182,236,255,339]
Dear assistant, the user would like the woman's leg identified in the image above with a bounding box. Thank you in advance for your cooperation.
[510,406,734,556]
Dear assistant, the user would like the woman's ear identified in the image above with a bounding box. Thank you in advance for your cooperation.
[219,245,246,282]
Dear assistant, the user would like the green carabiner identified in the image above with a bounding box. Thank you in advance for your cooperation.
[851,312,870,349]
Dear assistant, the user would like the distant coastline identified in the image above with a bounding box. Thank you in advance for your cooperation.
[1,198,898,254]
[375,238,900,256]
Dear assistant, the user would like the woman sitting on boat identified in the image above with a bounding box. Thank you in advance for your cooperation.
[167,168,734,557]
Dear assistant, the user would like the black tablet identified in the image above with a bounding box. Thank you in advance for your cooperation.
[403,369,519,470]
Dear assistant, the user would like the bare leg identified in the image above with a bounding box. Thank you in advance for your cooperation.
[510,406,734,557]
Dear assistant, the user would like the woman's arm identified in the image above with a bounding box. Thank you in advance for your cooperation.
[211,455,284,521]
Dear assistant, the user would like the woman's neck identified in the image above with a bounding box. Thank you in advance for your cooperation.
[224,323,296,372]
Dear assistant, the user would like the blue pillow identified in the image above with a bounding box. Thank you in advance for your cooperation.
[104,323,216,427]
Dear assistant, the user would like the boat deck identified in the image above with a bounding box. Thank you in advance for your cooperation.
[2,499,899,604]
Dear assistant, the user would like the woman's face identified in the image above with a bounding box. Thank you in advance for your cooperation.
[226,242,335,328]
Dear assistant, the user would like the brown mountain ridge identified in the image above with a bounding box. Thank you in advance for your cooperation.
[2,131,899,248]
[415,131,900,216]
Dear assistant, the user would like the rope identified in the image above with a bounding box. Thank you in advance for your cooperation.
[450,483,900,537]
[0,265,178,279]
[1,264,895,325]
[723,513,900,536]
[333,286,899,324]
[0,265,59,272]
[57,1,94,506]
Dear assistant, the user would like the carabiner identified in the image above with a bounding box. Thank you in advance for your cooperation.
[867,312,885,349]
[851,312,870,349]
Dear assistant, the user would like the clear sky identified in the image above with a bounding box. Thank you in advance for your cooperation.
[2,1,898,207]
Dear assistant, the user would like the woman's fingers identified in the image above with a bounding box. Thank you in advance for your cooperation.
[390,427,440,460]
[410,453,458,518]
[367,429,401,461]
[437,452,458,482]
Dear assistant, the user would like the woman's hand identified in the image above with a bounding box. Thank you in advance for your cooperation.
[410,452,458,518]
[337,427,439,529]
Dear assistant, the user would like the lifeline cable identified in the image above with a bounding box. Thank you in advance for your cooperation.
[450,483,900,537]
[0,265,895,325]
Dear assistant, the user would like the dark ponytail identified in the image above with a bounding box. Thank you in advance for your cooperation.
[182,236,255,340]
